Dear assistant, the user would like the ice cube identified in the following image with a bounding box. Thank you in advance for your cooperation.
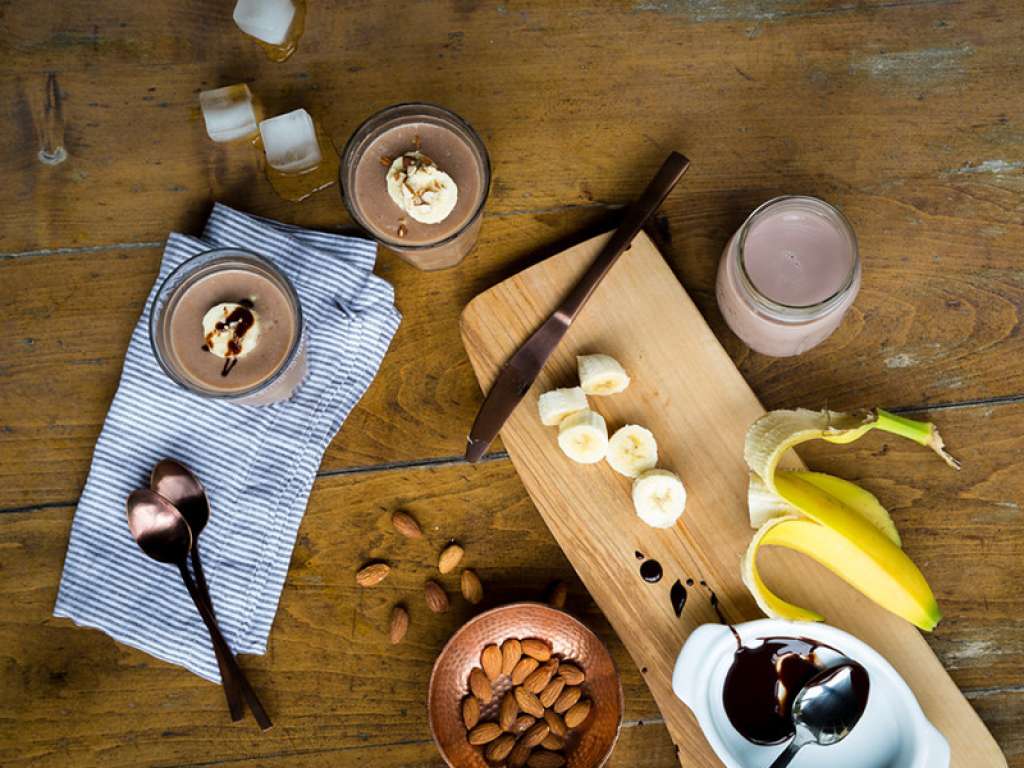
[258,109,322,173]
[233,0,296,46]
[199,84,259,143]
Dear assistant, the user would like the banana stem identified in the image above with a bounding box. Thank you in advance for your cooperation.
[873,409,962,470]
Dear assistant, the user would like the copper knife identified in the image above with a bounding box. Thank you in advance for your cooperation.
[465,151,690,462]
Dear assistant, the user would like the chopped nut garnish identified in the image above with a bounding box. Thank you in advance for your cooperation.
[397,223,408,238]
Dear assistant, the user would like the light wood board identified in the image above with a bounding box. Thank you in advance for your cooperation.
[461,231,1005,768]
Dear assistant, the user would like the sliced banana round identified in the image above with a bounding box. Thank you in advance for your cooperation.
[606,425,658,477]
[632,469,686,528]
[577,354,630,396]
[557,409,609,464]
[537,386,589,426]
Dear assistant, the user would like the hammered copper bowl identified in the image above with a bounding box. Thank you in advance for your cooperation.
[428,602,624,768]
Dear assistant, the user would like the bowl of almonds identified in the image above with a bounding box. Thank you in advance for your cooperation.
[428,603,623,767]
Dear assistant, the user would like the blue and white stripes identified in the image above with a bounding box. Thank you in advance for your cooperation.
[53,204,401,683]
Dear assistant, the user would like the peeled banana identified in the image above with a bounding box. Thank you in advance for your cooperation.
[607,425,658,477]
[632,469,686,528]
[557,409,609,464]
[538,386,589,426]
[742,408,956,631]
[577,354,631,396]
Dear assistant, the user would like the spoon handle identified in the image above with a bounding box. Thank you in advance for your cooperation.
[191,546,245,722]
[767,738,805,768]
[177,561,274,731]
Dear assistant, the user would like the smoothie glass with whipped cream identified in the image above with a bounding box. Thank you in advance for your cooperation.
[340,103,491,271]
[150,248,307,405]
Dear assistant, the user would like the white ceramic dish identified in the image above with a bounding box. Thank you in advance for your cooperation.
[672,619,949,768]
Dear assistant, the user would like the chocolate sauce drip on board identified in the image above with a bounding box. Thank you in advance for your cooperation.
[722,636,843,745]
[670,580,687,617]
[639,559,663,583]
[634,550,645,560]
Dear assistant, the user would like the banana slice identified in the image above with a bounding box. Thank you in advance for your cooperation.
[632,469,686,528]
[606,425,658,477]
[537,387,589,426]
[577,354,631,396]
[557,409,609,464]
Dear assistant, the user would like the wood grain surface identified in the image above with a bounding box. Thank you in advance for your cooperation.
[1,0,1022,766]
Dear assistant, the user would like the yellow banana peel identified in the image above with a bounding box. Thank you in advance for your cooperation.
[742,408,957,631]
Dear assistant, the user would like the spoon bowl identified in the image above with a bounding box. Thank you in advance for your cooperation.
[151,459,210,537]
[126,489,193,564]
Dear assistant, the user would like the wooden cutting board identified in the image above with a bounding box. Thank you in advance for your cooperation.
[460,231,1005,768]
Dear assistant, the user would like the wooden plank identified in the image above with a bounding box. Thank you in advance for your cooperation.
[2,1,1022,252]
[0,459,1020,766]
[461,231,1007,766]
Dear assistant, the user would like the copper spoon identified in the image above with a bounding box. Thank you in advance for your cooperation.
[126,489,273,731]
[150,459,243,721]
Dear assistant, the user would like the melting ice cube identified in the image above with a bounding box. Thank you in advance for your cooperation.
[259,109,322,173]
[199,84,259,143]
[233,0,296,46]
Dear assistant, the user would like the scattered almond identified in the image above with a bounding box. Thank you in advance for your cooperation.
[512,714,536,734]
[424,580,449,613]
[462,696,480,730]
[461,569,484,604]
[355,562,390,587]
[469,667,492,703]
[511,656,539,685]
[499,691,519,730]
[564,698,592,729]
[438,542,464,574]
[501,638,523,675]
[539,677,565,708]
[553,685,581,714]
[527,750,566,768]
[390,510,423,538]
[514,686,545,718]
[521,721,550,748]
[540,733,565,751]
[558,663,585,686]
[521,638,552,661]
[486,733,517,762]
[388,605,409,644]
[509,740,533,767]
[543,710,567,738]
[481,644,503,681]
[468,721,503,745]
[547,580,567,609]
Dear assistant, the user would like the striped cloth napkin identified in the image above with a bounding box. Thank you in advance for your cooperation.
[53,203,401,682]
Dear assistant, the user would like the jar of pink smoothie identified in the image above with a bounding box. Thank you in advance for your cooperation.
[715,196,860,357]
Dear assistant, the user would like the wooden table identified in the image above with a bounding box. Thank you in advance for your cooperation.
[1,2,1021,766]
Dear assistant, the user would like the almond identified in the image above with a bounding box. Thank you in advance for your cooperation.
[547,580,567,609]
[511,656,539,685]
[539,677,565,708]
[390,510,423,538]
[461,569,484,604]
[501,638,523,675]
[468,721,502,745]
[543,710,567,738]
[481,644,503,681]
[558,663,585,686]
[499,691,519,730]
[469,667,492,703]
[521,638,552,662]
[508,740,533,768]
[424,580,449,613]
[355,562,390,587]
[540,733,565,751]
[438,542,464,574]
[387,605,409,644]
[486,733,516,762]
[462,696,480,730]
[523,660,557,694]
[521,721,550,748]
[512,714,536,733]
[553,686,581,714]
[527,750,566,768]
[514,686,545,718]
[564,698,592,729]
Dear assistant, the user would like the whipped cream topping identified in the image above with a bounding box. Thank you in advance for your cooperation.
[202,302,260,359]
[385,151,458,224]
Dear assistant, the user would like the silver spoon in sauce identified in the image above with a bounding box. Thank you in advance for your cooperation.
[126,489,273,731]
[150,459,243,721]
[768,661,870,768]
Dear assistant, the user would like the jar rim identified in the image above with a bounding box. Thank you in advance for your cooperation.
[736,195,860,319]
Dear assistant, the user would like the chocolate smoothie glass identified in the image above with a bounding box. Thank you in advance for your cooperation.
[340,103,490,271]
[150,249,307,405]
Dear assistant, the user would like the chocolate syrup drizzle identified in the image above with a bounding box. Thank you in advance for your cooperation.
[202,302,255,378]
